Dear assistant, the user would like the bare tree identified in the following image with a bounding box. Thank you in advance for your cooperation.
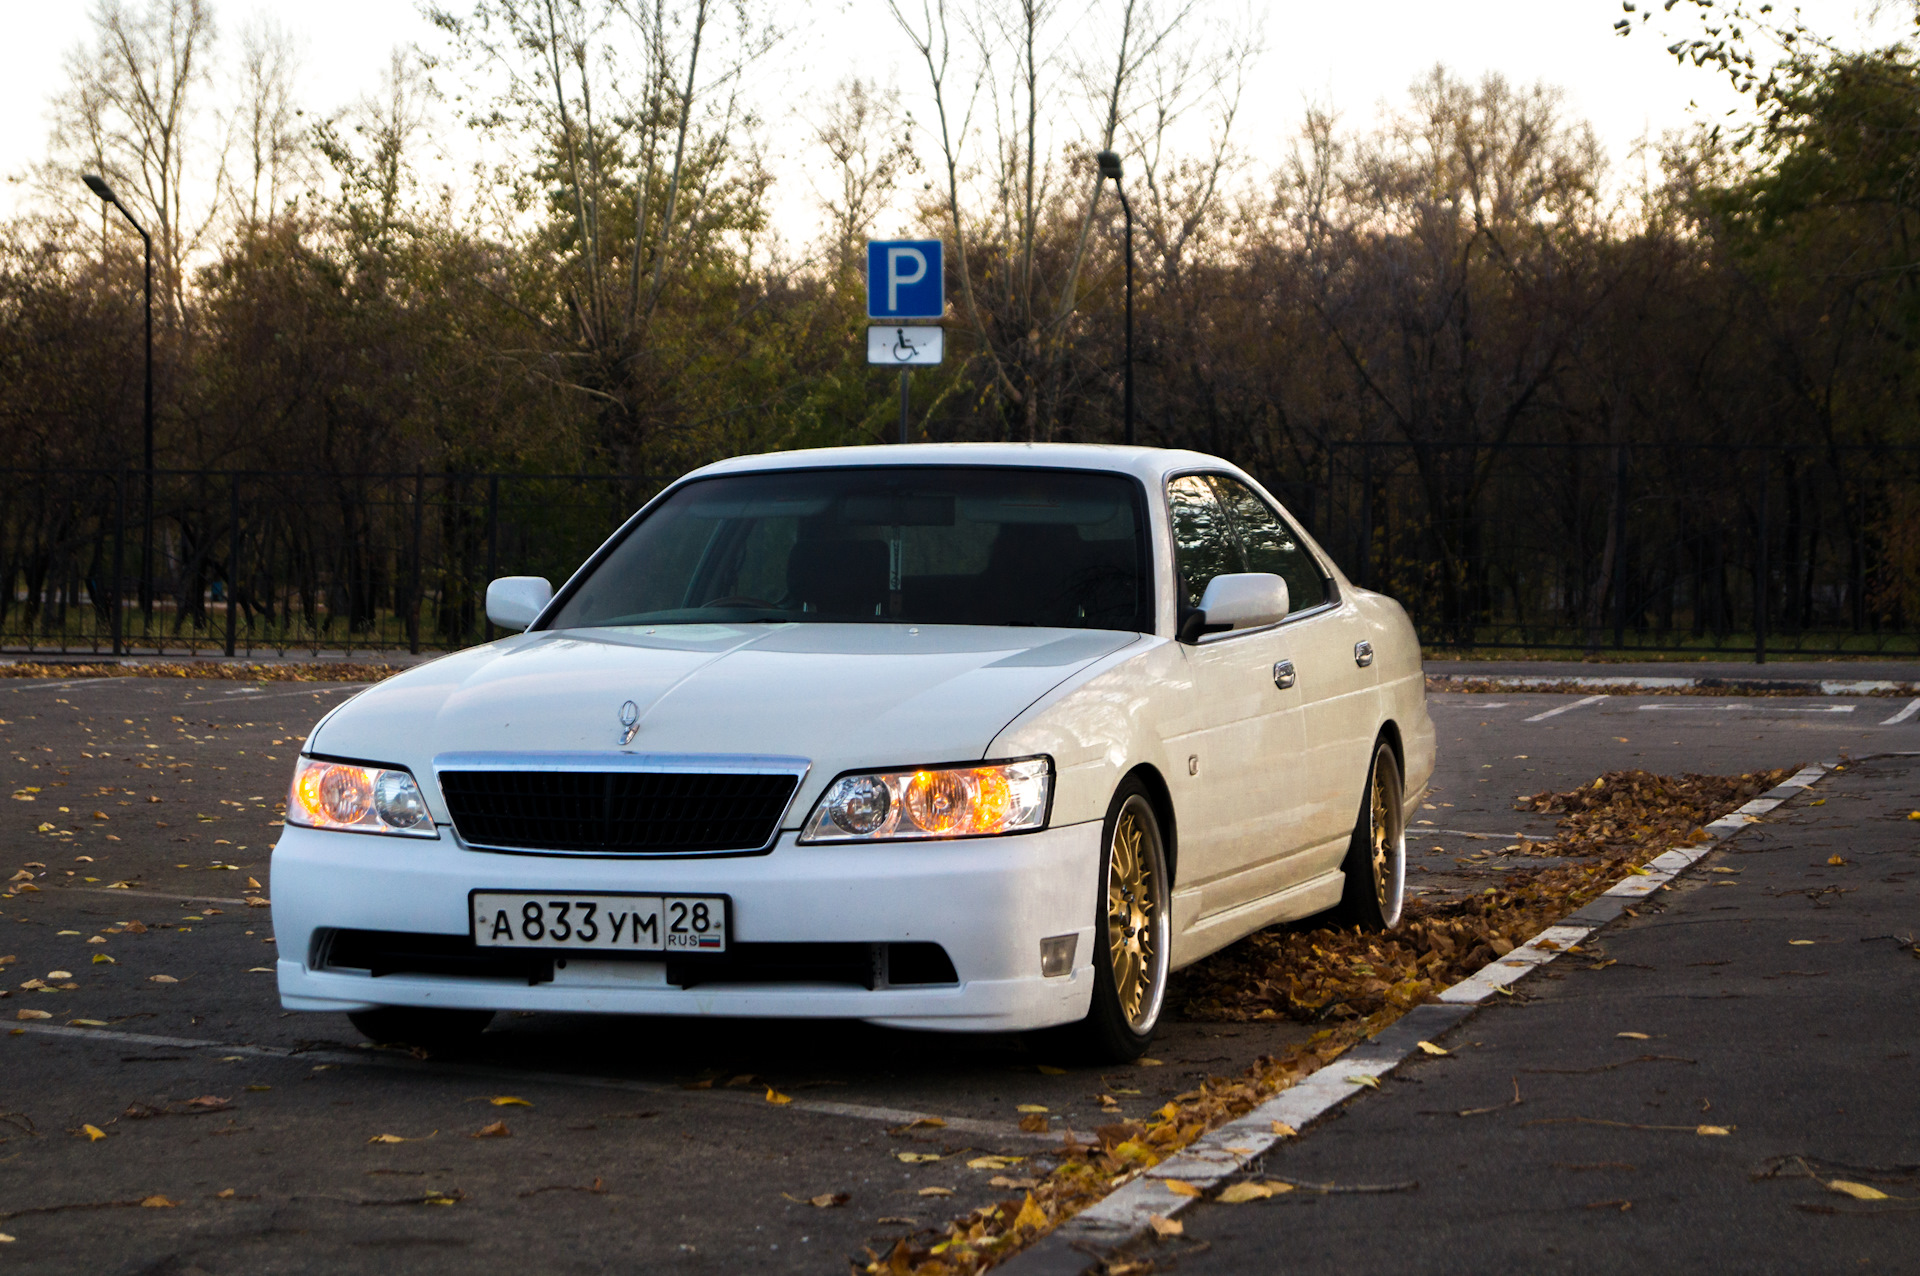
[229,16,307,231]
[807,77,918,277]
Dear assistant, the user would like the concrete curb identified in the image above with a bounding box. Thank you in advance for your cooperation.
[1428,673,1917,696]
[996,761,1835,1276]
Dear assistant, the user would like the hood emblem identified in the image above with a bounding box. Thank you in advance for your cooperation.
[617,700,641,746]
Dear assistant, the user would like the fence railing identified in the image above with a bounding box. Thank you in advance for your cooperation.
[3,445,1915,660]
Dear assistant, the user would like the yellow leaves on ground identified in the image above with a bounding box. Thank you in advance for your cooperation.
[897,1152,942,1164]
[1148,1215,1183,1237]
[783,1191,850,1208]
[15,1009,51,1020]
[1217,1180,1295,1204]
[967,1155,1022,1171]
[1162,1179,1203,1198]
[471,1121,510,1138]
[917,1186,954,1197]
[148,974,178,984]
[1789,940,1816,946]
[1019,1114,1051,1133]
[68,1019,108,1027]
[1828,1180,1891,1201]
[1035,1065,1068,1076]
[1908,811,1919,821]
[1416,1041,1449,1056]
[140,1196,179,1208]
[1135,1058,1164,1067]
[368,1131,436,1144]
[47,970,71,980]
[1011,1194,1047,1232]
[93,954,114,964]
[1696,1125,1732,1136]
[488,1096,532,1107]
[764,1088,793,1105]
[1346,1074,1380,1089]
[1271,1121,1297,1137]
[1827,855,1848,866]
[1617,1032,1651,1040]
[1015,1104,1048,1114]
[82,1124,106,1141]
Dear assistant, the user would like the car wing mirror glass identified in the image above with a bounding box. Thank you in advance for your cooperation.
[486,576,553,631]
[1183,573,1288,643]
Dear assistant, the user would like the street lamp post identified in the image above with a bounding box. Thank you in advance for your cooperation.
[1095,150,1135,447]
[83,174,154,628]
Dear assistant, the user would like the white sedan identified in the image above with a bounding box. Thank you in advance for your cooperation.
[272,444,1434,1061]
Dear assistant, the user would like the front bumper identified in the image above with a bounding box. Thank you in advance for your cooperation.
[270,821,1100,1033]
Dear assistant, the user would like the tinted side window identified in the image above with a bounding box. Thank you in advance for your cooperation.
[1210,476,1330,612]
[1167,475,1244,611]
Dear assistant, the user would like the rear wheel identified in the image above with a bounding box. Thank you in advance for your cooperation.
[347,1006,494,1051]
[1332,739,1406,931]
[1028,778,1170,1064]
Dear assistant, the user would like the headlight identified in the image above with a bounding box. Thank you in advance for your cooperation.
[800,758,1051,843]
[287,756,438,838]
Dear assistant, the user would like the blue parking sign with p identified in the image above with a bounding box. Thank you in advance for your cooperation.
[867,240,944,319]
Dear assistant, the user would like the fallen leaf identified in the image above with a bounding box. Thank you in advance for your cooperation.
[1271,1121,1297,1137]
[247,877,262,889]
[990,1175,1040,1190]
[1019,1114,1050,1133]
[917,1186,954,1197]
[1789,940,1815,947]
[1012,1193,1047,1231]
[68,1019,108,1027]
[1136,1058,1164,1067]
[82,1124,106,1141]
[1416,1041,1449,1056]
[1148,1215,1183,1237]
[472,1121,510,1138]
[47,970,72,980]
[215,1188,236,1199]
[1015,1104,1049,1114]
[186,1095,230,1110]
[0,1232,14,1242]
[1217,1182,1270,1204]
[1617,1032,1650,1040]
[424,1193,460,1206]
[1036,1065,1068,1075]
[807,1192,849,1208]
[1347,1074,1380,1089]
[92,954,114,964]
[148,974,178,984]
[15,1009,50,1021]
[764,1087,793,1105]
[1827,1180,1890,1201]
[1163,1179,1203,1197]
[897,1152,941,1164]
[488,1096,532,1107]
[967,1155,1020,1170]
[1695,1125,1732,1136]
[1827,855,1847,866]
[141,1196,178,1208]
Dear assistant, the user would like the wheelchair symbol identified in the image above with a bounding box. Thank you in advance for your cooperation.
[891,328,920,361]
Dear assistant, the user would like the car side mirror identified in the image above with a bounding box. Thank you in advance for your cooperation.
[486,576,553,632]
[1180,573,1289,643]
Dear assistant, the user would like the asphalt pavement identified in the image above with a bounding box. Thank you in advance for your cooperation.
[0,676,1914,1272]
[1156,752,1920,1274]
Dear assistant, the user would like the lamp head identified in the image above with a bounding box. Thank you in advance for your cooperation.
[1095,150,1123,181]
[82,174,117,203]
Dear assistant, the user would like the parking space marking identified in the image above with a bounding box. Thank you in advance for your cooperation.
[204,685,366,702]
[1882,697,1920,726]
[1523,694,1605,723]
[40,886,258,906]
[1635,704,1855,713]
[9,1022,1060,1144]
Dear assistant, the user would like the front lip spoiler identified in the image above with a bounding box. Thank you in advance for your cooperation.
[431,751,812,859]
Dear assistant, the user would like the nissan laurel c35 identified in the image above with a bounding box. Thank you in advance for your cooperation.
[272,444,1434,1062]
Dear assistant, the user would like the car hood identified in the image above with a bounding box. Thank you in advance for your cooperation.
[311,623,1142,819]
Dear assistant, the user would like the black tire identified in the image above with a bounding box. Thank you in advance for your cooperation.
[1331,739,1406,931]
[1027,777,1171,1064]
[347,1006,494,1051]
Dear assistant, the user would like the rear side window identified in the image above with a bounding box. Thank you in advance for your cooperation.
[1209,476,1330,612]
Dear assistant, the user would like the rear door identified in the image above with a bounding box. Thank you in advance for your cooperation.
[1212,476,1380,873]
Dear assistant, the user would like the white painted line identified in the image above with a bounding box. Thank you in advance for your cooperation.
[1001,760,1837,1273]
[1523,694,1606,723]
[1636,704,1856,713]
[11,1022,1055,1143]
[1882,697,1920,726]
[1414,829,1528,841]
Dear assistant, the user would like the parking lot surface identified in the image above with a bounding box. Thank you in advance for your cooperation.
[0,675,1913,1271]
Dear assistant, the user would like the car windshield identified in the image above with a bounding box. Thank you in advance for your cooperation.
[547,466,1152,632]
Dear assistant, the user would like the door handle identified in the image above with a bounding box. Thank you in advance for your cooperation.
[1353,640,1375,668]
[1272,660,1296,690]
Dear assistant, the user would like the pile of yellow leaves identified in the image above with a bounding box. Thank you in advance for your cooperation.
[869,766,1792,1274]
[0,661,402,683]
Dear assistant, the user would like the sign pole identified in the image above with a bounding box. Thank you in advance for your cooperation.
[899,369,910,444]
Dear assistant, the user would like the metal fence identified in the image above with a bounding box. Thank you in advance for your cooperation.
[1314,442,1920,659]
[3,445,1916,659]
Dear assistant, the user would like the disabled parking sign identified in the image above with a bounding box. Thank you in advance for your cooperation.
[866,240,944,319]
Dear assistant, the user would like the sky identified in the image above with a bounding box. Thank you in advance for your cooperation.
[1,0,1909,241]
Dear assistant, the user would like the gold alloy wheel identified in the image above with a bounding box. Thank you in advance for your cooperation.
[1369,760,1393,910]
[1106,802,1160,1031]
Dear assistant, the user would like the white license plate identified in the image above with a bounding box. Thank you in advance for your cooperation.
[470,892,728,953]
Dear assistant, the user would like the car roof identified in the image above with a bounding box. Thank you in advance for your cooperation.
[683,442,1251,488]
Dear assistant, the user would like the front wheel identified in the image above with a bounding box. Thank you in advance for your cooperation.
[1028,779,1171,1064]
[1332,739,1406,931]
